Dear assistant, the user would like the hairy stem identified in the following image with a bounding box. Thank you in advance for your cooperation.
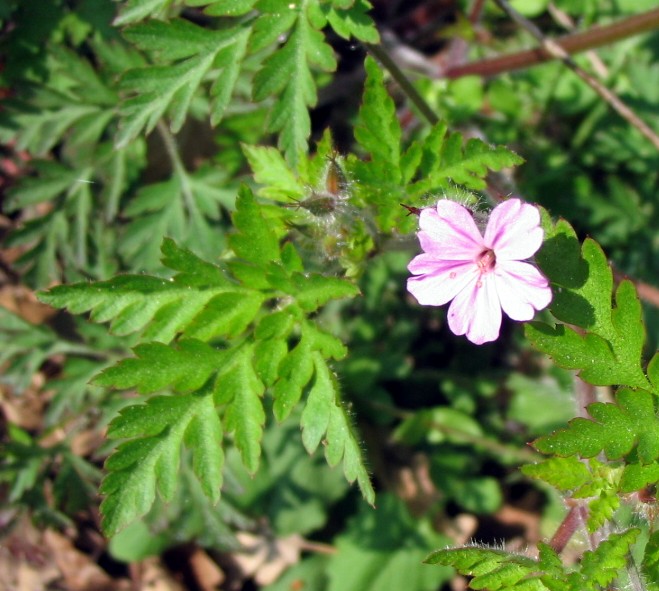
[549,502,588,553]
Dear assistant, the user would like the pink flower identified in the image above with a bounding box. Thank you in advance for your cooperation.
[407,198,552,345]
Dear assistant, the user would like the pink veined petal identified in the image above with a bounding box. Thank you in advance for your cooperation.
[417,200,484,260]
[407,259,478,307]
[484,199,544,261]
[407,252,458,275]
[447,274,502,345]
[494,260,552,321]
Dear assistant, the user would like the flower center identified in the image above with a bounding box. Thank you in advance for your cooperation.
[476,249,496,273]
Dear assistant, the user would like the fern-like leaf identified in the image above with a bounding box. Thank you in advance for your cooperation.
[213,344,265,473]
[39,267,255,345]
[426,529,640,591]
[252,0,336,166]
[534,388,659,464]
[521,456,592,493]
[522,458,621,533]
[39,188,371,532]
[116,19,251,146]
[94,339,224,394]
[100,387,223,535]
[425,545,552,590]
[353,57,522,232]
[577,529,639,589]
[318,0,380,43]
[301,352,375,505]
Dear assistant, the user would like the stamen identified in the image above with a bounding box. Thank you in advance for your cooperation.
[476,249,496,273]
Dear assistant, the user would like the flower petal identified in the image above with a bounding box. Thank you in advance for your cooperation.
[495,260,552,321]
[407,258,478,306]
[447,275,502,345]
[484,199,544,261]
[417,200,484,260]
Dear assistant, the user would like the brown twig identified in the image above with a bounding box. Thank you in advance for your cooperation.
[489,0,659,152]
[446,7,659,77]
[547,2,608,78]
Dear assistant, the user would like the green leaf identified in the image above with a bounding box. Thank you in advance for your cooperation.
[586,491,619,533]
[229,185,282,267]
[289,272,360,312]
[94,339,224,394]
[252,311,296,394]
[620,461,659,492]
[185,291,265,341]
[300,352,335,453]
[255,309,295,340]
[534,388,659,463]
[354,56,401,184]
[214,344,265,473]
[322,0,380,43]
[200,0,260,17]
[526,458,623,534]
[506,372,575,436]
[3,90,110,156]
[352,58,522,232]
[113,0,172,26]
[252,0,336,166]
[253,336,288,386]
[39,239,256,343]
[301,352,374,504]
[521,456,592,492]
[273,320,346,420]
[527,223,651,389]
[6,161,82,210]
[0,307,59,393]
[225,414,348,537]
[430,530,638,591]
[116,19,251,146]
[408,126,524,194]
[100,388,223,535]
[272,327,315,420]
[108,520,170,562]
[159,237,230,287]
[648,351,659,393]
[242,144,306,201]
[579,529,639,588]
[642,531,659,591]
[425,545,550,590]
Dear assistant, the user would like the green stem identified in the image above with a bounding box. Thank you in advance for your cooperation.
[365,42,439,126]
[156,120,197,215]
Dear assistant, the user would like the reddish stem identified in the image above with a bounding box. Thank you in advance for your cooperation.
[549,503,589,554]
[445,8,659,78]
